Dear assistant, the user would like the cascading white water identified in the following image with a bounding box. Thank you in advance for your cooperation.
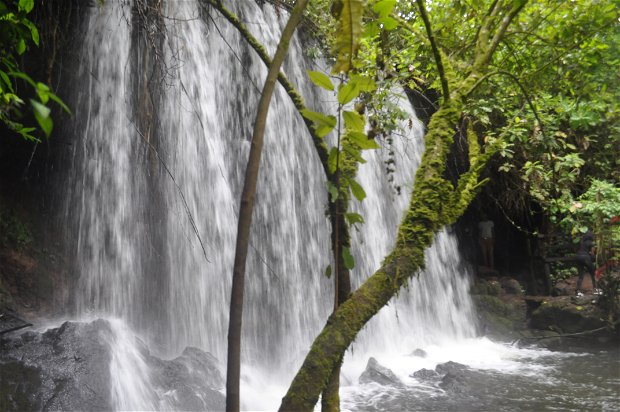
[67,1,146,324]
[62,0,480,409]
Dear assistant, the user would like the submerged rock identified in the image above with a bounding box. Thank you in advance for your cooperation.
[0,319,224,411]
[410,348,427,358]
[359,357,402,386]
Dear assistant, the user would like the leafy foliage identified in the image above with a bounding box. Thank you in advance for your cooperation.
[0,0,68,140]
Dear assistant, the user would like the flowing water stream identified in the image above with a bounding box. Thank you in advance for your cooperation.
[51,1,619,410]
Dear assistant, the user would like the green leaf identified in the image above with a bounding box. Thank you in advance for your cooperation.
[327,180,339,202]
[338,80,360,105]
[324,265,332,279]
[378,16,398,30]
[343,143,366,164]
[342,246,355,269]
[349,179,366,202]
[308,70,334,91]
[0,71,13,92]
[332,0,365,74]
[30,99,52,137]
[36,82,50,104]
[22,19,39,46]
[345,212,365,226]
[18,0,34,13]
[48,92,71,114]
[347,131,380,150]
[343,110,365,132]
[328,147,339,174]
[16,38,26,55]
[9,71,36,87]
[300,109,336,137]
[373,0,396,18]
[351,74,376,92]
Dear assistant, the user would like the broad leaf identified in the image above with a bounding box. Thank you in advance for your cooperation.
[332,0,365,74]
[328,147,339,174]
[345,212,365,226]
[324,265,332,279]
[372,0,396,18]
[338,80,360,105]
[301,109,337,137]
[19,0,34,13]
[378,16,398,30]
[308,70,334,91]
[349,179,366,202]
[348,131,380,150]
[343,110,365,132]
[342,246,355,269]
[30,99,52,137]
[327,181,339,202]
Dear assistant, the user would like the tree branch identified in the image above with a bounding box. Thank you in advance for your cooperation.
[415,0,450,102]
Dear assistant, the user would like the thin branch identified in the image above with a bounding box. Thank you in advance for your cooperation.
[129,117,212,263]
[415,0,450,102]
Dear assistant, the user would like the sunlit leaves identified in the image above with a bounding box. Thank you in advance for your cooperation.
[332,0,365,74]
[301,109,337,137]
[307,70,334,91]
[18,0,34,13]
[349,179,366,202]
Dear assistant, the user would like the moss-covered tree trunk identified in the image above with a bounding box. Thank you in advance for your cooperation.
[225,1,309,411]
[279,1,527,409]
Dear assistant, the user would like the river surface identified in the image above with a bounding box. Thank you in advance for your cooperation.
[339,340,620,412]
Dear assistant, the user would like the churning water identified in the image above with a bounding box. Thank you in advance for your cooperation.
[54,1,619,411]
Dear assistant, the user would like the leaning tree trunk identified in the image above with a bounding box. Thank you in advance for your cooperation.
[279,1,528,408]
[225,1,309,411]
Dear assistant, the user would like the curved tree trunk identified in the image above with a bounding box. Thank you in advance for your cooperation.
[225,1,309,411]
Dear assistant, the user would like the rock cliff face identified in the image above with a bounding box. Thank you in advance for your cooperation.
[0,319,225,411]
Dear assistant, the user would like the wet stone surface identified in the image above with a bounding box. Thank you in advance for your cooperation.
[0,319,225,411]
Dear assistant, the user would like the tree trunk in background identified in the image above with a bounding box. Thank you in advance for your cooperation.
[225,1,309,411]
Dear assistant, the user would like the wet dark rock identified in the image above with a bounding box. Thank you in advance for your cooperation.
[499,277,523,295]
[435,361,469,375]
[410,348,427,358]
[530,297,607,334]
[0,319,113,411]
[0,319,225,411]
[359,357,402,386]
[439,372,471,393]
[435,362,484,394]
[410,368,439,380]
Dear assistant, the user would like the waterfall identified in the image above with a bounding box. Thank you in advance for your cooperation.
[60,0,478,409]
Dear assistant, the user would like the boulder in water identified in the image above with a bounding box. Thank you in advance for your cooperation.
[359,357,402,386]
[410,348,427,358]
[410,368,439,381]
[435,361,472,393]
[435,361,469,375]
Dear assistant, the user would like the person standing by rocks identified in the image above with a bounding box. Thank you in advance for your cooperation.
[575,230,597,297]
[478,214,495,270]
